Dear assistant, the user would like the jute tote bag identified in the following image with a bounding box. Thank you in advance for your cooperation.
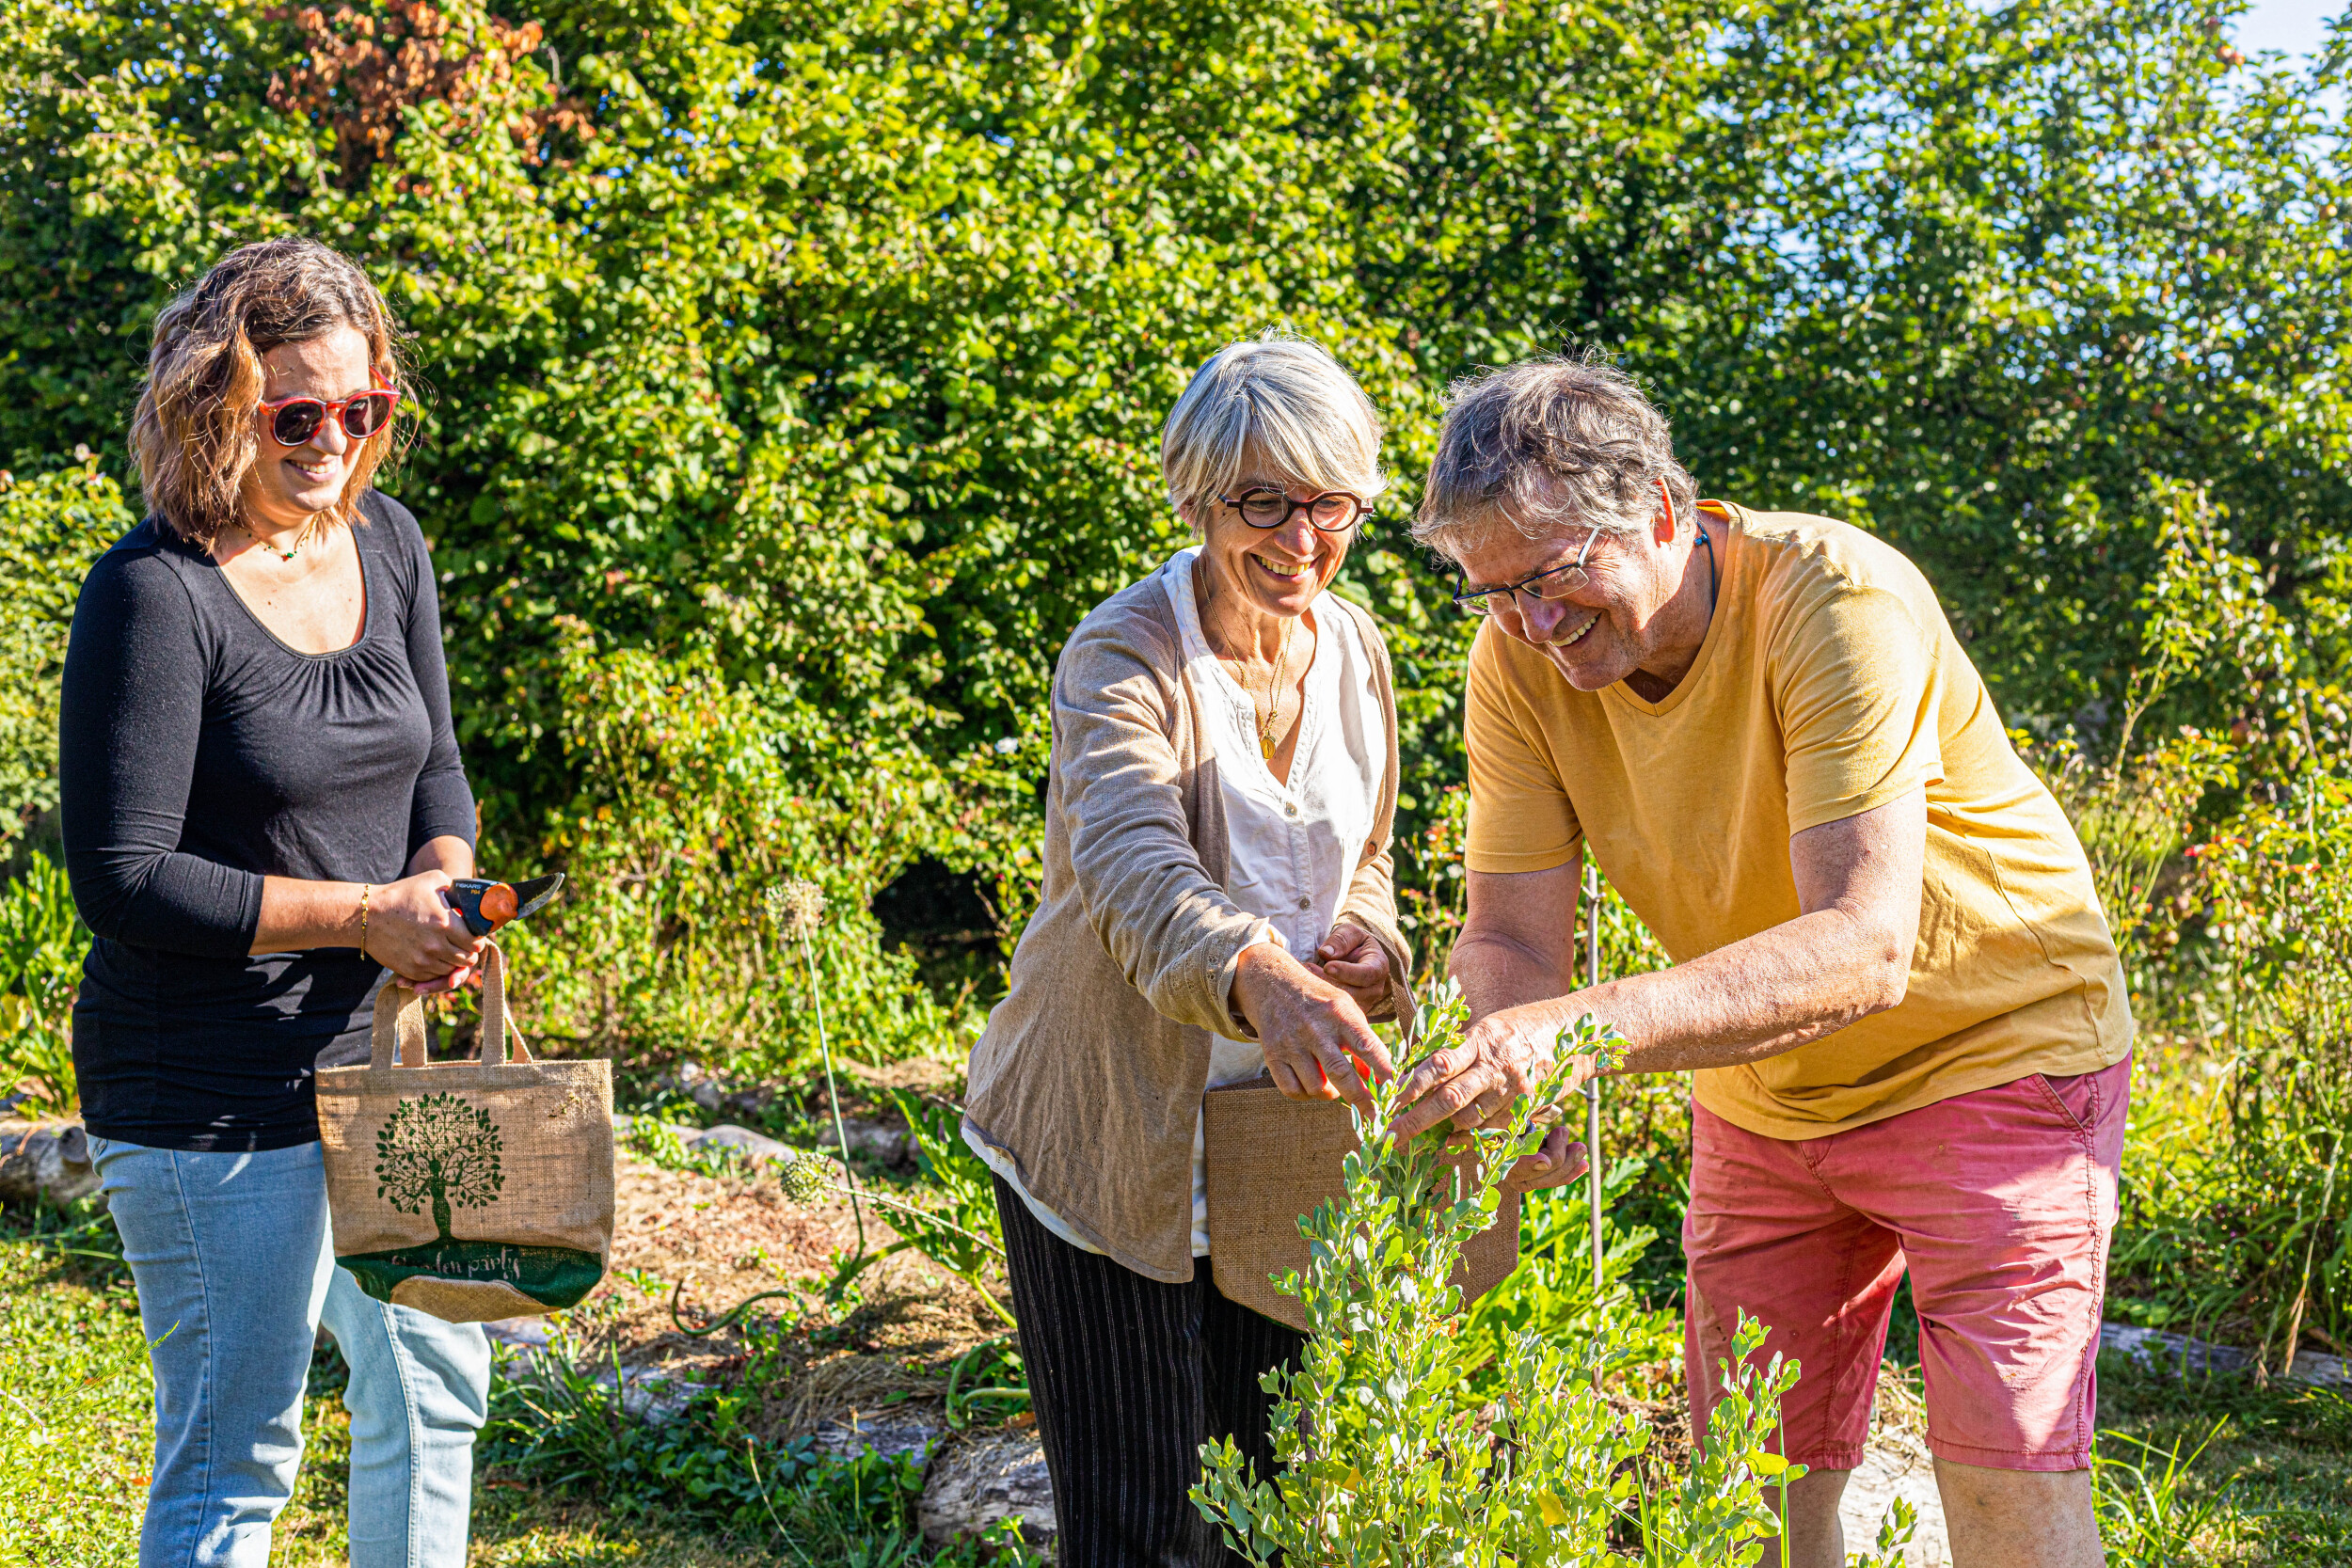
[1203,1074,1520,1331]
[317,944,613,1323]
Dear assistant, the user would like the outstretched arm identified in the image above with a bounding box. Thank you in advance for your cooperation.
[1392,788,1927,1139]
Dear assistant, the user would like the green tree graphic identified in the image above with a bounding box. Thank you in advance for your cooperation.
[375,1093,505,1242]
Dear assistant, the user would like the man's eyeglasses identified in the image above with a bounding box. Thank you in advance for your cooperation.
[258,377,401,448]
[1220,487,1370,532]
[1451,526,1601,616]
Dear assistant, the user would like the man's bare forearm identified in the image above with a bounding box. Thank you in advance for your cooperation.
[1450,924,1576,1031]
[1454,904,1908,1077]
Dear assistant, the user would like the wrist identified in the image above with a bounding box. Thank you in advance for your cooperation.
[1228,933,1290,1028]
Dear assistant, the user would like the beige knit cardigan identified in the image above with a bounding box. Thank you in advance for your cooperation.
[962,561,1413,1283]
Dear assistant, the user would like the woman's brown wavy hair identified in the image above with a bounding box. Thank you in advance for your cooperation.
[131,237,412,547]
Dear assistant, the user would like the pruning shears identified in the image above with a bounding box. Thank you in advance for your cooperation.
[441,873,565,937]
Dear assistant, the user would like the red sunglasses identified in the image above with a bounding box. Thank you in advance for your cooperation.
[257,378,401,447]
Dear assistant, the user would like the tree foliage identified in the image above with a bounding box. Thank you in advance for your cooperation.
[4,0,2346,1059]
[376,1089,506,1239]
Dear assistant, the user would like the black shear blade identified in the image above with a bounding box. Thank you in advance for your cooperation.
[509,872,564,922]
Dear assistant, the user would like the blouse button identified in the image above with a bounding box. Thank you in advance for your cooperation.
[1283,801,1298,817]
[1296,896,1311,911]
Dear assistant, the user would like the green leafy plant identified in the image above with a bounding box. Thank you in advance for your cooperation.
[0,462,134,851]
[0,855,88,1116]
[1461,1154,1682,1400]
[2093,1422,2237,1567]
[1191,981,1882,1565]
[623,1117,760,1184]
[776,1143,1014,1330]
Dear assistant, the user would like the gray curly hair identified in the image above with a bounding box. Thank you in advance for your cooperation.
[1410,354,1695,558]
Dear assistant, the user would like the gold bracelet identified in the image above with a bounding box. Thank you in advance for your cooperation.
[358,883,373,962]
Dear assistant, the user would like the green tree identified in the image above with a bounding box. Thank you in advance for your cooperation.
[5,0,2347,1060]
[376,1091,507,1242]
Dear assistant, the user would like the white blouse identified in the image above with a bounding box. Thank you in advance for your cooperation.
[966,547,1387,1258]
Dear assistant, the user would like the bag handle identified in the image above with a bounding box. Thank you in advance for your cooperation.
[364,943,535,1072]
[474,940,534,1065]
[368,978,428,1072]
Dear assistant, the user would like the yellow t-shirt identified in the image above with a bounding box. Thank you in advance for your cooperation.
[1463,501,2131,1139]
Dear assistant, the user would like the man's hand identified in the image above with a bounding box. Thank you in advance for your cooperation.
[1391,999,1598,1141]
[1231,942,1395,1115]
[1308,921,1391,1016]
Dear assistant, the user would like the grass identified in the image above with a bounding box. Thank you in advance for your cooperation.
[0,1228,941,1567]
[0,1238,151,1567]
[8,1037,2345,1566]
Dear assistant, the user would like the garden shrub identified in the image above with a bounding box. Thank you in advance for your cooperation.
[1461,1155,1684,1404]
[9,1,2350,1017]
[0,460,134,852]
[1191,984,1912,1564]
[492,619,1026,1071]
[0,854,88,1116]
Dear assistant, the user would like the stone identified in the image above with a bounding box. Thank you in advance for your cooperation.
[2099,1320,2351,1386]
[590,1361,701,1424]
[482,1316,556,1351]
[691,1123,791,1165]
[665,1059,727,1113]
[1837,1437,1949,1566]
[0,1119,100,1208]
[918,1428,1057,1558]
[810,1415,946,1465]
[818,1117,913,1167]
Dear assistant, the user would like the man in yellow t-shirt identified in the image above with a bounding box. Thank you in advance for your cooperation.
[1392,357,2130,1568]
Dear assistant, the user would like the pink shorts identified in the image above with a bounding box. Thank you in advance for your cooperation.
[1682,1055,2130,1473]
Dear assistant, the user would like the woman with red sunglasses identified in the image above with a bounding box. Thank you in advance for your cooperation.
[57,236,491,1566]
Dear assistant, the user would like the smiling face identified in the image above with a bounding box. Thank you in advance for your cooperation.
[1194,464,1359,625]
[1452,511,1693,692]
[237,324,375,536]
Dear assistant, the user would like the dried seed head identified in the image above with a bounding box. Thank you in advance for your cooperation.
[766,879,827,938]
[777,1148,834,1205]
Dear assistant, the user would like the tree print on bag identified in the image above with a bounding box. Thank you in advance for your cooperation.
[376,1092,505,1242]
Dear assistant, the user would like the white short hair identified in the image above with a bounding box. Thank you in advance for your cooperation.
[1161,333,1388,520]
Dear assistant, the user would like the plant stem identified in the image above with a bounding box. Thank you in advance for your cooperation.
[832,1182,1009,1259]
[800,927,866,1257]
[2282,1121,2344,1374]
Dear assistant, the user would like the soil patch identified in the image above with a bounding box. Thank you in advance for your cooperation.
[552,1146,1009,1441]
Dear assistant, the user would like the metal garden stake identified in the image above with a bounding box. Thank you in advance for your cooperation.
[770,879,866,1257]
[1585,862,1604,1295]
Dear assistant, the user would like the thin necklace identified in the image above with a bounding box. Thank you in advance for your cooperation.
[1259,614,1295,761]
[234,518,315,562]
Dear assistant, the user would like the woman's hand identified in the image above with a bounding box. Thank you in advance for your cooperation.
[1390,999,1599,1141]
[366,869,487,989]
[1230,942,1395,1115]
[1308,921,1391,1017]
[1497,1121,1590,1197]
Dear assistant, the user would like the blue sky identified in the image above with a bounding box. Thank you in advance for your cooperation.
[2235,0,2344,58]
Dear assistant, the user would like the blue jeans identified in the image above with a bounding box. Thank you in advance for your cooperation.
[89,1136,492,1568]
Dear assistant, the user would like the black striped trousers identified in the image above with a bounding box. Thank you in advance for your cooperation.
[993,1175,1306,1567]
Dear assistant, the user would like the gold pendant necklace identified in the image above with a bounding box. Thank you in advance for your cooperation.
[1259,615,1295,761]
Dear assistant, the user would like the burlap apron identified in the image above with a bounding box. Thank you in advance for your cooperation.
[1202,1075,1520,1331]
[317,944,613,1323]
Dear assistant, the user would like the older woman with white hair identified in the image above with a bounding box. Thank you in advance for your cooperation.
[963,334,1573,1564]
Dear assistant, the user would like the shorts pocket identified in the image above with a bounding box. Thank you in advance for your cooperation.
[2029,1070,2099,1134]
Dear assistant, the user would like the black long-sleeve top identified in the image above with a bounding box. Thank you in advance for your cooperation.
[59,490,477,1150]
